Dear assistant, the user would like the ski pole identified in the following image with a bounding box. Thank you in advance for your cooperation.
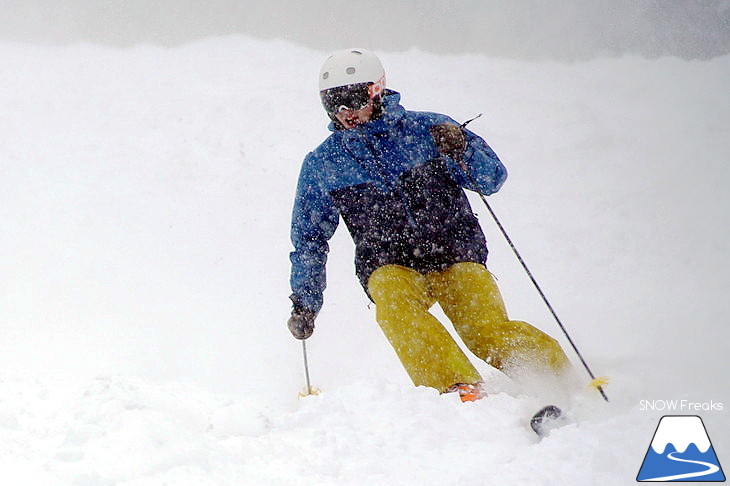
[301,340,313,396]
[455,118,609,402]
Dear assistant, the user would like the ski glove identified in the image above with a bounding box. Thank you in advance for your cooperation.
[288,306,316,340]
[430,123,467,159]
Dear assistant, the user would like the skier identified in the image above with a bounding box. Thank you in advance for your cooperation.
[287,48,573,404]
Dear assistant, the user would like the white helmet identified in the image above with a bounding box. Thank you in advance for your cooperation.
[318,48,386,95]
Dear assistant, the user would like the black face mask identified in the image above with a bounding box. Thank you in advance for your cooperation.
[320,83,372,115]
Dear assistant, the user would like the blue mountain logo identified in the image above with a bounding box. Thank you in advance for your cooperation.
[637,415,725,482]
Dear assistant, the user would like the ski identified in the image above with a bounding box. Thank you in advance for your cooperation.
[530,405,565,437]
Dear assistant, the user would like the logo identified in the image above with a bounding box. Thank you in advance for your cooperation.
[637,415,725,482]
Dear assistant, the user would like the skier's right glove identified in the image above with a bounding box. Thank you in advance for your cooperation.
[430,123,467,160]
[287,305,316,340]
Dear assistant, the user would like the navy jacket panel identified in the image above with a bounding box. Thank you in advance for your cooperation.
[330,157,489,292]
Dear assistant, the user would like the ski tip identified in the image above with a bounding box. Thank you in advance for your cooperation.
[530,405,564,437]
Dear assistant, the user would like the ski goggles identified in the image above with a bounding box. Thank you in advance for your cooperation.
[320,83,374,115]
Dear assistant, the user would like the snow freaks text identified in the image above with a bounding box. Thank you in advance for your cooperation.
[639,400,724,412]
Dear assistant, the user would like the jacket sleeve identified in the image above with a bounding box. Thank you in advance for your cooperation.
[457,127,508,196]
[289,152,340,314]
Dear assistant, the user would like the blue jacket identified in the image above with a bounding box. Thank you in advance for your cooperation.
[290,91,507,313]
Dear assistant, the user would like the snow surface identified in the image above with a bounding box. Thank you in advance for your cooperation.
[1,36,729,485]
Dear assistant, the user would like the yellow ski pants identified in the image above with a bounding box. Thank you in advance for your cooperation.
[367,262,571,392]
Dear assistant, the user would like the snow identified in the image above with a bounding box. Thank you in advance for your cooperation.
[1,36,728,485]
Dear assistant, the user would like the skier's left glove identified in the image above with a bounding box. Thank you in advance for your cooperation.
[288,305,316,340]
[430,123,467,159]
